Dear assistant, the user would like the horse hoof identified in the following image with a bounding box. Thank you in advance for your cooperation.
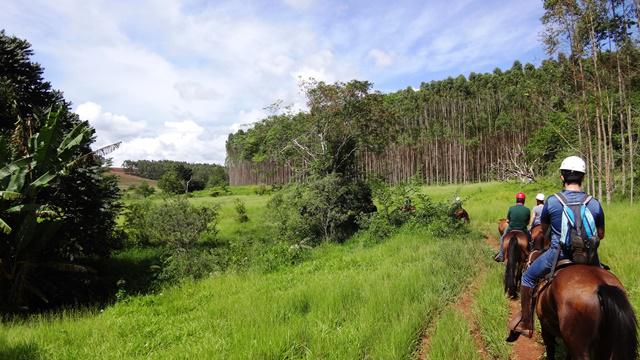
[505,330,521,342]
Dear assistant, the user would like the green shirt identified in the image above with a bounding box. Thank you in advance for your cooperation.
[507,204,530,231]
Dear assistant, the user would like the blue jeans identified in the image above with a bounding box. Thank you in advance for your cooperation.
[522,244,561,288]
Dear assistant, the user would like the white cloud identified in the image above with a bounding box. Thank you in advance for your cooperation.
[282,0,314,10]
[368,49,393,67]
[2,0,544,166]
[75,102,146,147]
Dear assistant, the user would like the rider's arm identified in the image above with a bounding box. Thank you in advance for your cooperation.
[535,222,550,251]
[595,200,605,240]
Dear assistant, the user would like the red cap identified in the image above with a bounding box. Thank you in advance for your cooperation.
[516,192,526,200]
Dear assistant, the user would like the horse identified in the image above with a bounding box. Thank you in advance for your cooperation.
[498,218,508,236]
[502,230,530,298]
[454,208,469,222]
[535,265,638,359]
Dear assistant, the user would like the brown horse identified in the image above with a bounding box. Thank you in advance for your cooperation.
[536,265,638,359]
[530,224,550,251]
[498,218,508,236]
[454,208,469,222]
[502,230,530,298]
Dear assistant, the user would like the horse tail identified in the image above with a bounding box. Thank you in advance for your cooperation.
[597,284,638,360]
[504,234,520,297]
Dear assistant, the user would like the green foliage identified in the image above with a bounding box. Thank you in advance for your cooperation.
[268,174,375,245]
[133,181,155,198]
[233,198,249,223]
[123,198,219,249]
[158,171,184,194]
[359,179,465,241]
[0,110,100,310]
[122,159,228,188]
[0,31,123,311]
[122,198,220,283]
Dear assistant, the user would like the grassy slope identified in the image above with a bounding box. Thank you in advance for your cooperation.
[2,182,638,359]
[1,193,485,359]
[108,169,158,189]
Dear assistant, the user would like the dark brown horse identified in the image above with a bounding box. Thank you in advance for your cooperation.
[454,208,469,222]
[502,230,530,298]
[536,265,638,359]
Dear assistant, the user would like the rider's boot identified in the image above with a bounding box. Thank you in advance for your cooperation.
[506,286,534,342]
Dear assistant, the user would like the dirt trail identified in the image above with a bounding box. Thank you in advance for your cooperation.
[418,262,490,359]
[486,234,545,360]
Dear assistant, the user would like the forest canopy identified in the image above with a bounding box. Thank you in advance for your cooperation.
[226,0,640,204]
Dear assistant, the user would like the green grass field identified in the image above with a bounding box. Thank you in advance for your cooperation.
[1,181,638,359]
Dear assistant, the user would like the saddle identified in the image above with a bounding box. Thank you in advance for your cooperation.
[532,259,610,306]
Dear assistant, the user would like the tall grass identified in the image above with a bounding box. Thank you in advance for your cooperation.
[426,308,482,360]
[1,226,483,359]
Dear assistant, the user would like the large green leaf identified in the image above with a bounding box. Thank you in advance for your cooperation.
[0,217,11,234]
[0,157,32,185]
[33,109,62,167]
[57,123,91,162]
[0,191,21,200]
[30,172,57,189]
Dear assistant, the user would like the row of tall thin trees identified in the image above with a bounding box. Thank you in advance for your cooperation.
[226,0,639,204]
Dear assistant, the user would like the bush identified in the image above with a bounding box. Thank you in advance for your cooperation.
[123,198,219,248]
[234,198,249,223]
[158,171,184,194]
[134,181,155,198]
[359,180,465,240]
[123,198,221,283]
[268,174,375,245]
[254,184,271,195]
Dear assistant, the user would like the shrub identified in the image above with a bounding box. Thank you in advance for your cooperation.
[123,198,219,248]
[254,184,270,195]
[158,171,184,194]
[134,181,155,198]
[234,198,249,223]
[268,174,375,245]
[359,180,465,240]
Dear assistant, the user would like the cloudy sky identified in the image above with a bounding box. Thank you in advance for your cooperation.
[2,0,545,165]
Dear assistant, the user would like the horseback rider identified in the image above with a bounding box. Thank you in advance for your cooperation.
[530,193,544,228]
[494,192,531,262]
[448,196,463,217]
[507,156,605,341]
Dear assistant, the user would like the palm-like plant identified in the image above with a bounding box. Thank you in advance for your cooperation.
[0,109,93,309]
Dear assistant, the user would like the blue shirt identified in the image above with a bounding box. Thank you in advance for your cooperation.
[540,190,605,248]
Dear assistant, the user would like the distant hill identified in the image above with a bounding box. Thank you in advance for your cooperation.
[108,168,157,189]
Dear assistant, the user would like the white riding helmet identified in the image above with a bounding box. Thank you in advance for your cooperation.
[455,196,461,202]
[560,156,586,173]
[535,193,545,201]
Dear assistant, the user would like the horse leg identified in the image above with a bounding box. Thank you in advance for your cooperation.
[563,338,590,360]
[541,326,556,359]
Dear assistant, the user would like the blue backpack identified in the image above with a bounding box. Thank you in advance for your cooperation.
[554,192,599,265]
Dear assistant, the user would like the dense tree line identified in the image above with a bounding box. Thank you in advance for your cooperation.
[122,160,228,192]
[226,0,640,204]
[0,30,122,311]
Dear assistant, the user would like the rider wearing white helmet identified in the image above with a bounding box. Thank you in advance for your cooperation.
[530,193,545,228]
[507,155,605,342]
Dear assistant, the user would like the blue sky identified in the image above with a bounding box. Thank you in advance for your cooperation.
[2,0,545,165]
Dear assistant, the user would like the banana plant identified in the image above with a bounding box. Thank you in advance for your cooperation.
[0,109,93,308]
